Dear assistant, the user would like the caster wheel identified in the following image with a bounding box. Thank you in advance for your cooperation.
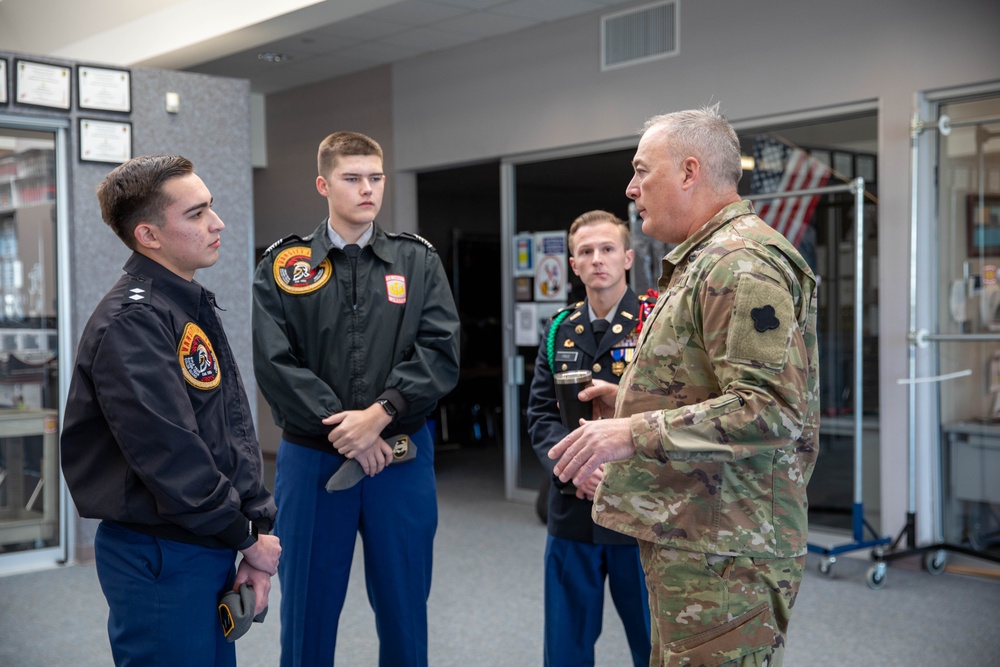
[818,557,836,577]
[866,563,887,590]
[923,549,946,575]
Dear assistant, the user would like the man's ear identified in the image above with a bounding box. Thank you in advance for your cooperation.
[680,156,700,190]
[569,256,580,277]
[623,248,635,271]
[316,176,329,197]
[133,222,160,250]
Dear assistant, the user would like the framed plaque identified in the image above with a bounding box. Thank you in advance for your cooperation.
[0,59,8,105]
[79,118,132,164]
[77,65,131,113]
[15,59,71,110]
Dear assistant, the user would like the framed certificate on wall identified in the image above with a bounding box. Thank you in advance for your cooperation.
[0,59,8,105]
[15,59,71,110]
[77,65,132,113]
[79,118,133,164]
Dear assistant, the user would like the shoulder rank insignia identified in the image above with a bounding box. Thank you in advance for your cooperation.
[263,233,305,257]
[397,231,436,252]
[272,246,332,295]
[121,277,151,306]
[178,322,221,390]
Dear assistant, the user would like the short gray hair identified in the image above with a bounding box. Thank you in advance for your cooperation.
[642,103,742,191]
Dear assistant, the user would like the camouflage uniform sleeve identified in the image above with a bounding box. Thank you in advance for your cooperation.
[629,246,811,462]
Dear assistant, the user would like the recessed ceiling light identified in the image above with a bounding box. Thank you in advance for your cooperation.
[257,52,291,63]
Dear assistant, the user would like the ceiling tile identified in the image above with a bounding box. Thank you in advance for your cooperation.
[489,0,603,22]
[435,11,534,38]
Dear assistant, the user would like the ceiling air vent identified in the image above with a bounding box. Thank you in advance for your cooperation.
[601,0,678,71]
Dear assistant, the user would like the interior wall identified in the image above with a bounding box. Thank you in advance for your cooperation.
[253,64,394,248]
[249,0,1000,542]
[384,0,1000,543]
[1,49,256,556]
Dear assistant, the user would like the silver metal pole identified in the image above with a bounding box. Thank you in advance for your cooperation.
[853,177,865,505]
[907,117,921,515]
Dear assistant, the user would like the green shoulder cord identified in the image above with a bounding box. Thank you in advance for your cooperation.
[545,309,572,369]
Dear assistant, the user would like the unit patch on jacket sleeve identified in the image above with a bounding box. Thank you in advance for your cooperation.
[385,274,406,304]
[273,246,332,295]
[178,322,221,390]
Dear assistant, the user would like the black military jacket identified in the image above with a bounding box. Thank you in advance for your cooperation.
[61,253,275,549]
[526,286,653,544]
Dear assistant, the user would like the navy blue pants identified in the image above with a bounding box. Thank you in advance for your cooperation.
[94,521,236,667]
[274,424,437,667]
[544,534,651,667]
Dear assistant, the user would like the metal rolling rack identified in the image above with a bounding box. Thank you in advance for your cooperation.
[749,177,891,581]
[868,112,1000,589]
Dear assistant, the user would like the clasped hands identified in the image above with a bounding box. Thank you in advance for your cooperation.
[549,379,636,494]
[323,404,394,476]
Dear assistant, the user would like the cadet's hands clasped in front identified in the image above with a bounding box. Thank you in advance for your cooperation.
[323,405,394,476]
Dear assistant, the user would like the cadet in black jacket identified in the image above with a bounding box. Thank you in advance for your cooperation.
[252,131,460,667]
[61,156,280,666]
[527,211,652,667]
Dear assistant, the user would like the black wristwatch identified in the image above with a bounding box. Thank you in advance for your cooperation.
[377,398,397,419]
[237,521,259,551]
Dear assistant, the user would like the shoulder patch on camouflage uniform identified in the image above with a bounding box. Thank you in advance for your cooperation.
[272,246,332,295]
[121,277,152,306]
[726,274,793,368]
[177,322,221,390]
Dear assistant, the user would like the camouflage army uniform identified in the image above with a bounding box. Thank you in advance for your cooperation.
[593,200,819,667]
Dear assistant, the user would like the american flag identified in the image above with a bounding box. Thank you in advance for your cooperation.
[750,137,831,248]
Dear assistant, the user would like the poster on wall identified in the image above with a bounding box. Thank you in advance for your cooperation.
[513,233,534,277]
[515,301,564,347]
[15,59,71,110]
[0,59,8,105]
[79,118,132,164]
[533,231,568,302]
[77,65,132,113]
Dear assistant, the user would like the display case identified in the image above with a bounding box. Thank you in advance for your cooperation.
[0,408,58,549]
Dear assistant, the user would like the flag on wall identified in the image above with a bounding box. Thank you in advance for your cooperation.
[750,136,831,247]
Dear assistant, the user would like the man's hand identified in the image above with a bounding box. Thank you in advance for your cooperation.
[232,558,273,617]
[240,533,281,576]
[575,464,605,500]
[323,405,392,460]
[354,438,393,476]
[549,417,635,488]
[580,380,618,421]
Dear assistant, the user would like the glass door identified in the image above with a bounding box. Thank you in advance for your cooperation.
[0,118,67,570]
[930,93,1000,555]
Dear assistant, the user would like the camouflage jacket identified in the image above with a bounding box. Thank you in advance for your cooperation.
[593,200,819,558]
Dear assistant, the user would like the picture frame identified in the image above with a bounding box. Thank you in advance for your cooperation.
[0,58,8,105]
[79,118,132,164]
[967,194,1000,257]
[77,65,132,113]
[832,151,854,179]
[14,59,71,110]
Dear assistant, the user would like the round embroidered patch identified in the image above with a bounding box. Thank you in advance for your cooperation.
[178,322,221,390]
[272,246,332,295]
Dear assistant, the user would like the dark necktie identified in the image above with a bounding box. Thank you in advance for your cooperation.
[592,319,609,346]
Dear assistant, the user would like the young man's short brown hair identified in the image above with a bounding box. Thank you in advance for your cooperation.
[317,131,383,177]
[567,210,632,255]
[96,155,194,251]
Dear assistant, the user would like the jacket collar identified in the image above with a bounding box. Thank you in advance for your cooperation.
[308,219,395,267]
[123,252,211,318]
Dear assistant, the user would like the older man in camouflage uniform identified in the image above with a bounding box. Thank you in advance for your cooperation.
[550,105,819,667]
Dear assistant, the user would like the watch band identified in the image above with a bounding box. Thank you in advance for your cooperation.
[377,398,397,418]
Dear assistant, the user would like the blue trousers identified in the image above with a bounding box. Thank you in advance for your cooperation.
[544,534,651,667]
[94,521,236,667]
[274,424,437,667]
